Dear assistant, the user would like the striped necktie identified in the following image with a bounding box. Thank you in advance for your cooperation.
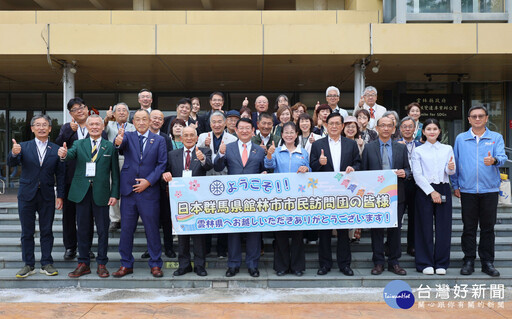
[91,139,98,162]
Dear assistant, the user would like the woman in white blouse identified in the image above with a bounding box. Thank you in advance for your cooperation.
[411,118,456,276]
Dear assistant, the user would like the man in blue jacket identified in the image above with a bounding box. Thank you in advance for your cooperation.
[451,105,508,277]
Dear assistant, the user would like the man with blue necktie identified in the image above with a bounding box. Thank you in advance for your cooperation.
[8,114,65,278]
[113,109,167,278]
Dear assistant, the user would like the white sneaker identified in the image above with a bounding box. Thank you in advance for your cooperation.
[422,267,434,275]
[436,268,446,275]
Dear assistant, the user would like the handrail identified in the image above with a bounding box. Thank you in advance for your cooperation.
[0,179,4,195]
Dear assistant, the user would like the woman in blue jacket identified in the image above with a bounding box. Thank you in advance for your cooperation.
[264,122,310,276]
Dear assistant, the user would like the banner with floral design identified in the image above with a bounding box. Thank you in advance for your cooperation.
[169,170,398,235]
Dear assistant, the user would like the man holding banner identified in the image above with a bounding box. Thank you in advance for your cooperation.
[214,118,267,278]
[310,112,361,277]
[162,127,212,277]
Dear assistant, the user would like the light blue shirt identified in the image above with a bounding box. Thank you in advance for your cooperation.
[264,146,310,173]
[378,138,393,168]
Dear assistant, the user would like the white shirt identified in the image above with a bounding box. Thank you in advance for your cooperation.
[353,103,387,129]
[77,124,88,140]
[260,134,270,146]
[332,106,349,120]
[137,130,150,153]
[328,136,342,173]
[90,137,102,150]
[411,141,456,196]
[35,138,48,165]
[238,140,252,161]
[183,146,195,169]
[470,128,484,144]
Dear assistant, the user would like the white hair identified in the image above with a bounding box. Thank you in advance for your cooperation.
[363,86,378,95]
[86,114,103,125]
[113,102,129,113]
[325,86,340,96]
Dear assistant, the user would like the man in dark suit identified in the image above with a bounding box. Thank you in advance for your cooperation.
[129,89,153,123]
[139,110,176,259]
[310,112,361,277]
[56,97,107,260]
[113,109,167,278]
[198,92,224,134]
[162,126,213,276]
[162,98,198,135]
[8,115,65,278]
[214,118,267,278]
[362,116,411,276]
[398,116,423,257]
[58,114,120,278]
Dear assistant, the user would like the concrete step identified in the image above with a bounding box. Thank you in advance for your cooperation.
[0,266,510,289]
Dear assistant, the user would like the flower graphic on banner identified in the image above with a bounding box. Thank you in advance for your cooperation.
[298,185,306,193]
[307,178,318,195]
[377,175,385,183]
[175,191,182,198]
[189,180,200,191]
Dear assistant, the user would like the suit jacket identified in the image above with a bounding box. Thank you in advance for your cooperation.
[162,116,198,136]
[198,110,215,135]
[361,139,411,203]
[214,141,266,175]
[197,131,237,175]
[310,136,361,173]
[118,130,167,200]
[159,131,173,153]
[55,122,108,184]
[65,138,120,206]
[8,139,65,202]
[104,121,136,142]
[166,147,213,178]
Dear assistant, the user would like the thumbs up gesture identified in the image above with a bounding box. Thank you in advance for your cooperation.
[267,141,276,159]
[115,128,125,146]
[70,119,78,132]
[205,132,211,147]
[319,149,327,166]
[11,139,21,155]
[58,142,67,158]
[484,151,495,166]
[106,106,114,120]
[315,101,320,110]
[259,140,266,151]
[309,134,315,144]
[358,95,365,107]
[242,97,249,107]
[196,147,205,161]
[219,141,226,155]
[448,156,455,170]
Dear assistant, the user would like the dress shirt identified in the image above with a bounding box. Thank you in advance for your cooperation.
[237,140,252,160]
[411,141,456,196]
[182,145,206,168]
[264,145,310,173]
[378,139,393,168]
[402,139,416,167]
[77,125,89,140]
[332,106,349,119]
[137,130,150,153]
[259,134,270,146]
[35,138,48,165]
[354,103,387,129]
[90,137,102,150]
[328,136,342,173]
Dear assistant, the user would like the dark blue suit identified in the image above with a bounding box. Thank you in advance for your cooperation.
[8,139,65,267]
[118,130,167,268]
[56,122,107,252]
[214,141,266,269]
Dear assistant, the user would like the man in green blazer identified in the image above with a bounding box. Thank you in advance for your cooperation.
[58,114,120,278]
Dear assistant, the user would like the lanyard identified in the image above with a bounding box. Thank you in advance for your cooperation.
[78,126,87,140]
[36,142,47,165]
[301,134,310,149]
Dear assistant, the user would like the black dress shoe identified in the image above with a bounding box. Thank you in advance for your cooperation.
[388,264,407,276]
[460,260,474,275]
[276,270,287,276]
[340,266,354,276]
[109,221,120,232]
[294,270,303,277]
[64,249,76,260]
[317,267,330,276]
[173,265,192,276]
[194,266,207,276]
[248,268,260,277]
[141,250,150,259]
[165,249,177,258]
[407,246,415,257]
[482,262,500,277]
[89,251,95,259]
[225,267,239,277]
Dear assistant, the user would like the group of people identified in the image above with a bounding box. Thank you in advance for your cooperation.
[9,86,506,280]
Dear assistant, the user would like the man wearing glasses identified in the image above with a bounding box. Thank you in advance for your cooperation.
[325,86,348,119]
[56,98,107,261]
[451,105,507,277]
[353,86,387,130]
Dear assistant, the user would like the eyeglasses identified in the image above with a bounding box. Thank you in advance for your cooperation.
[378,124,394,129]
[326,95,339,98]
[237,127,253,132]
[327,122,342,126]
[211,99,223,103]
[70,105,86,113]
[400,125,415,130]
[32,123,49,128]
[469,114,486,120]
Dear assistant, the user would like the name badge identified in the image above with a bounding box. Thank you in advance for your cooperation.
[182,170,192,178]
[86,162,96,177]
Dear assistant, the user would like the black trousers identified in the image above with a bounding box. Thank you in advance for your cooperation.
[415,183,452,271]
[205,233,228,256]
[273,231,305,272]
[62,184,93,251]
[403,179,417,249]
[371,202,405,266]
[460,192,499,264]
[318,229,351,270]
[159,187,174,253]
[76,187,110,266]
[178,235,206,269]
